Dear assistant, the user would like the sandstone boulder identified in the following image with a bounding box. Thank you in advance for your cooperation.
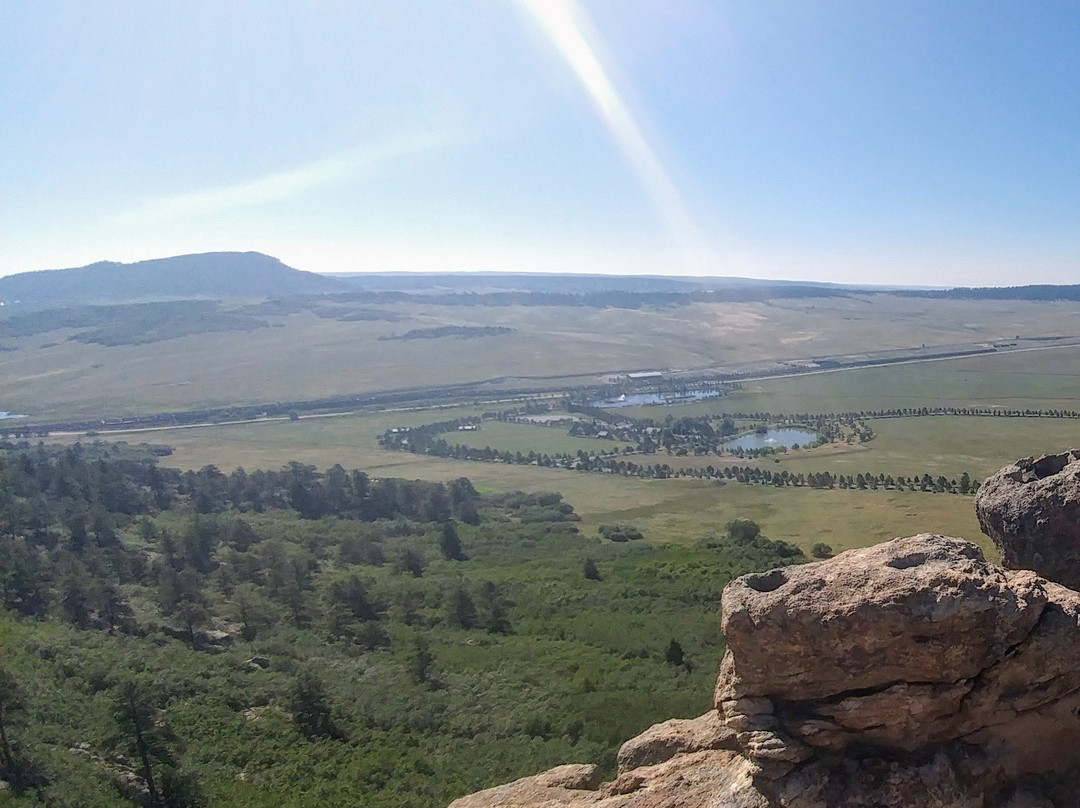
[976,450,1080,589]
[616,711,735,774]
[447,764,600,808]
[717,534,1046,702]
[717,534,1080,782]
[448,753,770,808]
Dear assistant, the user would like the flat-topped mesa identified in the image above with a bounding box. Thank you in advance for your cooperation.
[976,450,1080,590]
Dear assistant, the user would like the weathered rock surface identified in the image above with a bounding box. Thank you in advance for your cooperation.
[447,753,769,808]
[449,525,1080,807]
[616,710,736,774]
[976,450,1080,590]
[718,534,1080,788]
[717,534,1046,703]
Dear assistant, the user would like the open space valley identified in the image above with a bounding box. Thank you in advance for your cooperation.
[5,284,1080,806]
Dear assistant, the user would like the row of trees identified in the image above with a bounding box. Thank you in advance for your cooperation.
[0,442,482,531]
[679,406,1080,422]
[695,467,979,494]
[380,422,978,495]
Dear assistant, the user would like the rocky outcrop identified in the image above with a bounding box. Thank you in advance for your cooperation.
[448,764,601,808]
[976,450,1080,590]
[715,536,1074,763]
[716,534,1080,804]
[450,503,1080,806]
[448,751,769,808]
[615,711,736,774]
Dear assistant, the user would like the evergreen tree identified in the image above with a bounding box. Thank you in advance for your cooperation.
[410,636,435,687]
[395,547,427,578]
[664,639,685,667]
[112,679,202,807]
[439,521,466,561]
[448,586,478,629]
[290,670,343,741]
[0,667,25,788]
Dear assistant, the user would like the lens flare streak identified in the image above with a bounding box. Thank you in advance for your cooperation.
[517,0,707,269]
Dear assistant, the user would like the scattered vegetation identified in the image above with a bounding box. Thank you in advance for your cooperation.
[379,325,515,341]
[0,301,268,346]
[598,524,644,543]
[0,441,805,806]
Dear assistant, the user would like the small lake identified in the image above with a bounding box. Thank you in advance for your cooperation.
[721,428,819,451]
[0,412,27,420]
[590,390,721,408]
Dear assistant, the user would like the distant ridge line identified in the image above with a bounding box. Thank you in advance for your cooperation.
[4,251,1079,305]
[0,251,346,306]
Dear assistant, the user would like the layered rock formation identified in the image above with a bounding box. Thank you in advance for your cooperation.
[451,458,1080,808]
[715,534,1080,806]
[976,450,1080,590]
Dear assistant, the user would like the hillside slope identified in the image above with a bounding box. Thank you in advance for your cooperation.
[0,252,345,305]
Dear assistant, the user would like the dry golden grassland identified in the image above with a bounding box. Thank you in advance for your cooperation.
[5,295,1080,419]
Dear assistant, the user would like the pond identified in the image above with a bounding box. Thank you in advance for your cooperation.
[721,428,819,451]
[590,389,722,408]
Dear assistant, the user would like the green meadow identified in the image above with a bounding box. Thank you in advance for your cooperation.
[62,341,1080,564]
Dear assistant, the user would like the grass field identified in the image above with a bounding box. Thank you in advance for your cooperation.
[620,345,1080,418]
[88,404,988,559]
[28,300,1080,562]
[448,421,619,455]
[6,295,1080,420]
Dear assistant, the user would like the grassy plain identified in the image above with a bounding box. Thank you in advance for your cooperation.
[639,346,1080,417]
[23,297,1080,561]
[449,421,618,455]
[94,407,985,558]
[6,295,1080,419]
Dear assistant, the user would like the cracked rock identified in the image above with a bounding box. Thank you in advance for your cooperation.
[976,450,1080,590]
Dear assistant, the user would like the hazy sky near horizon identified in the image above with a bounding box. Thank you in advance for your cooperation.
[4,1,1080,286]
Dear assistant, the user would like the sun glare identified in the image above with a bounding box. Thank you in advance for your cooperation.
[516,0,710,272]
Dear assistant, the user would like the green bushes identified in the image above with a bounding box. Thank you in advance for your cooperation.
[598,524,643,542]
[0,444,806,807]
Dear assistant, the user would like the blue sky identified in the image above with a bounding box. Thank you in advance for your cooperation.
[4,1,1080,286]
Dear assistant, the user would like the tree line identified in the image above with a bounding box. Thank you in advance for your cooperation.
[379,419,976,495]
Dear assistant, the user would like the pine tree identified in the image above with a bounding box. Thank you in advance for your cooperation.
[439,521,466,561]
[665,639,685,668]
